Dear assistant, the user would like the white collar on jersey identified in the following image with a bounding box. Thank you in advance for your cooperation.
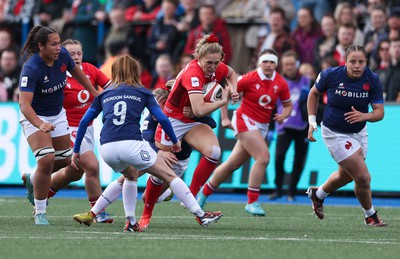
[257,67,276,81]
[66,65,83,77]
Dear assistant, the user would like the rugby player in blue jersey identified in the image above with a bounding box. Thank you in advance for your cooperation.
[19,26,99,225]
[306,45,387,227]
[71,55,223,232]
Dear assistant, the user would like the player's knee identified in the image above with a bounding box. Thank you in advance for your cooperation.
[354,174,371,187]
[255,152,270,167]
[150,175,164,185]
[82,162,99,178]
[207,145,221,161]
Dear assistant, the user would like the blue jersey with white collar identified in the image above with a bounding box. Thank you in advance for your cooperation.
[315,66,384,133]
[19,47,75,116]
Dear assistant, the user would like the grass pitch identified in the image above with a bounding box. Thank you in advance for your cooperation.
[0,197,399,259]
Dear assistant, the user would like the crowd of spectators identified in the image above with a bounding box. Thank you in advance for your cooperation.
[1,0,400,102]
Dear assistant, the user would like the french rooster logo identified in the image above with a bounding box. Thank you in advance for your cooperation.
[345,141,352,150]
[363,83,370,91]
[61,63,67,72]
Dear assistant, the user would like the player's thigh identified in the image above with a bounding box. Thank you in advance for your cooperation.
[26,130,53,151]
[237,129,269,160]
[223,141,251,169]
[184,123,219,155]
[339,148,370,183]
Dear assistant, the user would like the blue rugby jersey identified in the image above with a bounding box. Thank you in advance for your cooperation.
[73,84,177,153]
[315,66,384,133]
[19,47,75,116]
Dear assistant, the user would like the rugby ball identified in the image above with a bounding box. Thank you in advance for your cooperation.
[203,82,223,102]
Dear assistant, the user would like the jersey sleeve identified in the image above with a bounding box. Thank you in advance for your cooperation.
[314,71,326,93]
[87,63,111,89]
[237,73,250,93]
[73,97,102,153]
[147,95,178,144]
[370,73,384,104]
[215,62,229,80]
[19,64,40,93]
[181,68,204,95]
[61,47,76,71]
[279,78,291,103]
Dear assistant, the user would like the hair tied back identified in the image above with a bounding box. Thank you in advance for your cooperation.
[206,34,219,43]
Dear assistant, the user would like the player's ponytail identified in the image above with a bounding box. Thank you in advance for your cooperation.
[21,26,57,59]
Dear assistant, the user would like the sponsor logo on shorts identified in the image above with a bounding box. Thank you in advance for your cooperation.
[140,150,151,161]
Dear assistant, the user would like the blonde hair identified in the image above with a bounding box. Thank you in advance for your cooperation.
[111,54,142,88]
[152,79,174,103]
[61,39,82,48]
[193,34,224,60]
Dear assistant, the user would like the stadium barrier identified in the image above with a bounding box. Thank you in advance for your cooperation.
[1,102,399,193]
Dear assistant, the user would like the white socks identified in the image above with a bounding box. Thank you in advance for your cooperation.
[169,178,204,217]
[316,187,329,200]
[123,180,137,223]
[34,198,47,214]
[91,179,122,215]
[363,206,376,217]
[157,188,172,203]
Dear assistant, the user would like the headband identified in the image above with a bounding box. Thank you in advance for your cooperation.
[258,54,278,66]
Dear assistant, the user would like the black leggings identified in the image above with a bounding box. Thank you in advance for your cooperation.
[274,127,309,196]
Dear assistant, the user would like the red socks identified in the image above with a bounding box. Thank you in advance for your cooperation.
[247,188,260,204]
[47,187,57,199]
[142,177,163,217]
[202,182,216,196]
[189,156,218,196]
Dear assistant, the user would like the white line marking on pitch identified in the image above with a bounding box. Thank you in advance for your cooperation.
[1,232,397,245]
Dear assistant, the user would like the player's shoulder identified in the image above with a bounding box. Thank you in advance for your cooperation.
[317,66,344,83]
[59,47,71,60]
[238,70,257,82]
[363,66,379,80]
[323,66,342,76]
[136,85,154,96]
[274,71,287,82]
[183,60,203,77]
[22,54,43,75]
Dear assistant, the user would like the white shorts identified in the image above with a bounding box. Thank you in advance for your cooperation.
[172,158,189,178]
[231,111,269,138]
[155,118,201,146]
[152,157,189,184]
[20,108,70,139]
[100,140,157,172]
[70,125,95,155]
[321,122,368,163]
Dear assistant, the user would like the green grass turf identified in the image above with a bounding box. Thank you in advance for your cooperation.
[0,197,399,259]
